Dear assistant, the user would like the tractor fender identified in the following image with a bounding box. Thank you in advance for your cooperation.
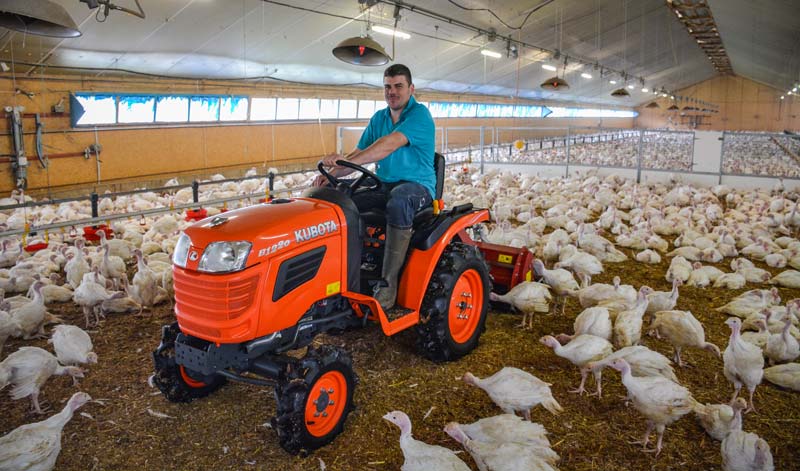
[396,208,490,311]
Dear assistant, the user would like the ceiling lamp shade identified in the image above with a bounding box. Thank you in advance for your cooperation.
[611,88,630,97]
[667,104,680,111]
[0,0,81,38]
[645,101,660,108]
[332,35,390,66]
[540,76,570,90]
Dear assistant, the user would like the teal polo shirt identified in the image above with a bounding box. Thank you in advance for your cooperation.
[357,96,436,199]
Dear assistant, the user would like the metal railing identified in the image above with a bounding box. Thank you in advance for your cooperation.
[2,126,797,241]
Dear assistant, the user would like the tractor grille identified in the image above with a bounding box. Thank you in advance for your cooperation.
[174,270,260,321]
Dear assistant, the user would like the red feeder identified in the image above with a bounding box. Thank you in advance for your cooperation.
[185,208,208,222]
[83,225,113,242]
[24,242,49,253]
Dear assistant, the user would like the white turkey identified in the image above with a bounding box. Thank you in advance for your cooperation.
[583,345,677,398]
[762,363,800,392]
[721,430,774,471]
[444,422,558,471]
[533,259,578,314]
[489,281,552,329]
[539,334,613,394]
[723,318,764,413]
[648,310,720,367]
[10,281,58,340]
[0,346,84,414]
[557,306,612,342]
[763,316,799,364]
[608,359,697,456]
[451,414,551,449]
[462,367,563,419]
[49,324,98,369]
[768,269,800,288]
[613,289,650,348]
[693,397,747,441]
[714,273,747,290]
[665,256,693,283]
[0,391,92,471]
[383,411,469,471]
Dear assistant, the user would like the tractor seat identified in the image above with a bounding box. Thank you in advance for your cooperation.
[361,152,445,229]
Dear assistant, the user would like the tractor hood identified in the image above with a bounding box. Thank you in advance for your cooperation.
[179,197,344,271]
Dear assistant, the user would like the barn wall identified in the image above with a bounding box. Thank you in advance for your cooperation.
[634,75,800,132]
[0,73,633,195]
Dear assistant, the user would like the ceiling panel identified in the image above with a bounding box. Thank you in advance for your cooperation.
[4,0,789,107]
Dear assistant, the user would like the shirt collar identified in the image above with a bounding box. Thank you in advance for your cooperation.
[385,95,417,121]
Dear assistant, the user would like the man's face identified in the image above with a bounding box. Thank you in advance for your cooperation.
[384,75,414,111]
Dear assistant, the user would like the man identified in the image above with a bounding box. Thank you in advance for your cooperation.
[314,64,435,310]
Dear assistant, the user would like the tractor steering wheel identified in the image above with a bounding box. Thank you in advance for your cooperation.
[317,160,382,196]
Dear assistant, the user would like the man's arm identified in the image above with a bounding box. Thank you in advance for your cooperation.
[319,131,408,178]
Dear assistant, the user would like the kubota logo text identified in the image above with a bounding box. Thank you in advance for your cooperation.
[295,220,338,242]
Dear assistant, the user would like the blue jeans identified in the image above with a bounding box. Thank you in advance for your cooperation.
[351,181,432,229]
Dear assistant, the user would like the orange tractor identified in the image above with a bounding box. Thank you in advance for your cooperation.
[152,156,534,454]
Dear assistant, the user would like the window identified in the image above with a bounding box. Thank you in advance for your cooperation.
[250,98,276,121]
[453,103,477,118]
[118,96,155,123]
[477,104,502,118]
[548,107,637,118]
[73,94,116,126]
[339,99,357,119]
[357,100,375,119]
[220,96,248,121]
[156,96,189,122]
[298,99,320,120]
[428,102,449,118]
[189,96,220,122]
[320,99,338,119]
[72,93,636,128]
[276,98,299,120]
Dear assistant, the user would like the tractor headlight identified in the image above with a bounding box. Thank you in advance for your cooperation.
[173,232,191,268]
[198,241,252,273]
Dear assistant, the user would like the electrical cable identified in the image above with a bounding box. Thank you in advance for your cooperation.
[446,0,555,31]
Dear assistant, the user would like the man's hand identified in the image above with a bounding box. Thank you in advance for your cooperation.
[321,153,344,168]
[313,154,345,187]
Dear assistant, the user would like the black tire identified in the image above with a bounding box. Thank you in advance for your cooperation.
[416,242,492,362]
[151,323,227,403]
[272,345,358,455]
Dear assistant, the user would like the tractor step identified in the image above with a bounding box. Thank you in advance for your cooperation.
[385,306,414,321]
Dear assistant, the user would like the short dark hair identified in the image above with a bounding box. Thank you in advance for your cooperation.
[384,64,412,86]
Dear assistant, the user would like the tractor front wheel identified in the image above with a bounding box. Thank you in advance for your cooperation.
[151,322,227,403]
[416,243,491,362]
[272,345,358,455]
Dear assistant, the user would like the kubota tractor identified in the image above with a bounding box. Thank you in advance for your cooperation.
[152,155,534,454]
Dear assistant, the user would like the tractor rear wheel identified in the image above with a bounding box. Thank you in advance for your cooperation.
[151,322,227,403]
[416,242,491,362]
[272,345,358,455]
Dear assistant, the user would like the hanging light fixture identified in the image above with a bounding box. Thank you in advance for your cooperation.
[333,35,390,66]
[0,0,81,37]
[611,87,630,97]
[541,56,570,91]
[667,103,680,111]
[541,77,570,90]
[645,101,660,108]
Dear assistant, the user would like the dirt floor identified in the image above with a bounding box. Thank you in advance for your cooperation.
[2,249,800,471]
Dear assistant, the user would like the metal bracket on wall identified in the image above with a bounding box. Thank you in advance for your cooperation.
[6,106,28,190]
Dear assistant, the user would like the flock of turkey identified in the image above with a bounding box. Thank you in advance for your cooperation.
[0,163,799,470]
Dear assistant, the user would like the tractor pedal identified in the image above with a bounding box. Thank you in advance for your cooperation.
[385,306,413,321]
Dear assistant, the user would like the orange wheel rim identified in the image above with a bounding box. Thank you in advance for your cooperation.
[449,269,484,344]
[305,371,347,437]
[179,366,207,388]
